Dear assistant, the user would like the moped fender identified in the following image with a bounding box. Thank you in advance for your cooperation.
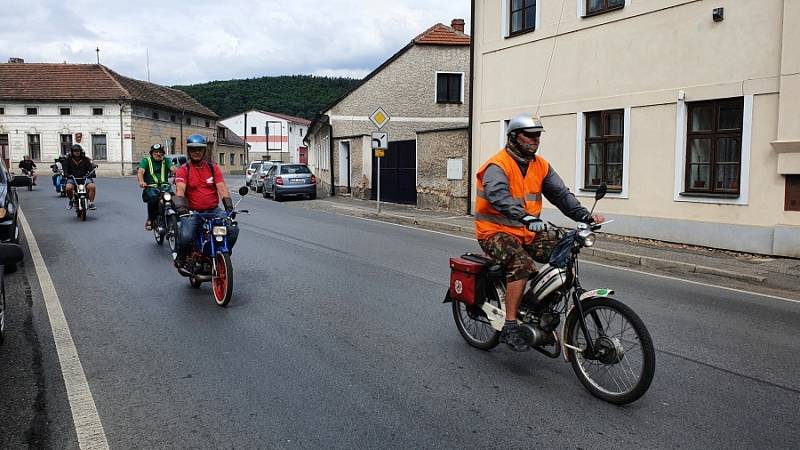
[480,302,506,332]
[442,289,452,303]
[165,209,177,217]
[579,288,615,301]
[561,289,615,362]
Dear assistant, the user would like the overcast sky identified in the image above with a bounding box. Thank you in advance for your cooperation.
[0,0,470,86]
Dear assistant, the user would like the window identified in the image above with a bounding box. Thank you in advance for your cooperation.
[93,107,103,116]
[152,111,160,120]
[685,98,743,195]
[510,0,536,35]
[27,107,38,115]
[205,120,210,128]
[219,153,225,165]
[436,73,463,103]
[251,126,257,135]
[60,107,71,116]
[60,134,73,155]
[170,137,176,154]
[584,109,624,190]
[170,114,176,122]
[92,134,107,160]
[186,117,192,125]
[230,153,235,165]
[786,176,800,212]
[0,107,4,115]
[28,134,41,160]
[280,164,311,174]
[586,0,624,16]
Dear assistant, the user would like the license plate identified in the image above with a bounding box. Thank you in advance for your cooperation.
[290,178,304,184]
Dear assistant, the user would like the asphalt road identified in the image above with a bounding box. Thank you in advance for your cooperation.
[2,177,798,449]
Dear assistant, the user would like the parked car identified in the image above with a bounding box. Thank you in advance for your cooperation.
[245,161,263,188]
[0,159,32,272]
[253,160,283,193]
[0,243,24,345]
[168,154,188,168]
[261,163,317,201]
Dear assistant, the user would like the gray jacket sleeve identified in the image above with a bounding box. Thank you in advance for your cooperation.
[482,164,528,220]
[542,167,591,222]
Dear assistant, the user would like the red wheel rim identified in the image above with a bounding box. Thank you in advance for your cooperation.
[213,254,227,303]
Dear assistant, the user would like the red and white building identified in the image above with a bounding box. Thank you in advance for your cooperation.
[220,110,310,164]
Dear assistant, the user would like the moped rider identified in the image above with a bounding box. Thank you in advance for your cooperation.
[173,134,238,267]
[137,143,176,230]
[18,155,37,185]
[64,144,97,210]
[50,156,65,192]
[475,113,604,352]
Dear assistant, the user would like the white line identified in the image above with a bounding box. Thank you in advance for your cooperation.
[18,210,110,450]
[335,212,800,305]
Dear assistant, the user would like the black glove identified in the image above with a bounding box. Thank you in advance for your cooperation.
[174,196,189,215]
[222,197,234,212]
[520,215,547,232]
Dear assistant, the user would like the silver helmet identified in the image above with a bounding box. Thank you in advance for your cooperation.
[506,113,545,136]
[506,113,544,162]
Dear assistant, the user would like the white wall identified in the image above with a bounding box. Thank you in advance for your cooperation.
[220,111,308,163]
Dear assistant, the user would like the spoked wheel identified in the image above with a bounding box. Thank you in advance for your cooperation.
[565,298,655,405]
[212,251,233,307]
[153,217,164,246]
[78,209,86,221]
[189,277,202,289]
[452,283,502,350]
[166,216,178,252]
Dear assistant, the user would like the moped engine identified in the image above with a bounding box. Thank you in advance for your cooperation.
[519,323,555,347]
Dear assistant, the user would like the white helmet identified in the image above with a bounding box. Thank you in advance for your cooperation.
[506,113,545,136]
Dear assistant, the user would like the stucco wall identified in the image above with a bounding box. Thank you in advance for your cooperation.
[416,128,469,213]
[473,0,800,256]
[131,115,214,175]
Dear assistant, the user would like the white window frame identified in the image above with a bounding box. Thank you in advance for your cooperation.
[673,95,752,205]
[59,106,71,116]
[92,107,104,116]
[577,0,631,18]
[574,107,631,199]
[501,0,541,38]
[434,71,465,104]
[26,106,39,115]
[321,135,330,170]
[338,140,351,187]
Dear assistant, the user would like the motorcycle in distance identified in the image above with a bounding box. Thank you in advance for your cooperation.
[175,186,249,307]
[68,166,97,221]
[445,184,655,405]
[149,182,179,251]
[19,168,34,191]
[51,164,67,197]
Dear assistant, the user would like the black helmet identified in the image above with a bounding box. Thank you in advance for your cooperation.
[70,144,83,152]
[150,143,165,155]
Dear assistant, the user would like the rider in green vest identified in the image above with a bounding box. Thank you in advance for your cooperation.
[137,143,176,230]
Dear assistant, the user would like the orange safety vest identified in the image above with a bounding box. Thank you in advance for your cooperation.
[475,148,550,244]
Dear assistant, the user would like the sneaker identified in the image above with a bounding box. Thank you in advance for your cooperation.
[67,201,74,210]
[500,324,531,352]
[88,202,96,210]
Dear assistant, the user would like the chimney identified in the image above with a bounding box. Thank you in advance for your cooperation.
[8,57,24,64]
[451,19,465,33]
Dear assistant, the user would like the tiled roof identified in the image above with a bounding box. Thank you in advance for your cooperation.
[0,63,216,118]
[413,23,471,46]
[216,124,246,146]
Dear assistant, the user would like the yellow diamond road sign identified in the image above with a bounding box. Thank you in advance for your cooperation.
[370,107,391,129]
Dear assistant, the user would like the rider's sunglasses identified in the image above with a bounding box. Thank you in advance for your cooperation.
[188,147,205,153]
[519,130,541,140]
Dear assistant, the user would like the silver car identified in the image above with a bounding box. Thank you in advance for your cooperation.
[253,161,281,193]
[261,163,317,201]
[245,161,262,188]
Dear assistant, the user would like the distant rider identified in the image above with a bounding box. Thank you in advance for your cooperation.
[64,144,97,210]
[18,155,37,185]
[137,143,176,230]
[475,113,603,352]
[50,156,65,191]
[173,134,238,267]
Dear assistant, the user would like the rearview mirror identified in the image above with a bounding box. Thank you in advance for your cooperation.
[238,186,249,196]
[10,176,31,187]
[0,243,24,265]
[595,183,607,201]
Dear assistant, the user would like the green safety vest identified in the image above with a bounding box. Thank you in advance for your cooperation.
[146,157,167,185]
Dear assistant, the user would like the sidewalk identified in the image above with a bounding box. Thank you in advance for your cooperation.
[292,195,800,297]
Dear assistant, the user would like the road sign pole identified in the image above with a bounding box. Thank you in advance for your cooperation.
[377,156,381,213]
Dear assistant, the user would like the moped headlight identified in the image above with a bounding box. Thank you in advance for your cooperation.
[163,192,172,202]
[577,229,595,247]
[212,226,227,236]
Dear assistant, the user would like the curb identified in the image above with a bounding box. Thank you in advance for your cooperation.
[319,204,768,286]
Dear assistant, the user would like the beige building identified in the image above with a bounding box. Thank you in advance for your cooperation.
[212,124,248,175]
[471,0,800,257]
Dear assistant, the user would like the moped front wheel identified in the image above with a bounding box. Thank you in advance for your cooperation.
[153,217,164,246]
[565,297,655,405]
[166,216,178,252]
[452,283,502,350]
[212,251,233,307]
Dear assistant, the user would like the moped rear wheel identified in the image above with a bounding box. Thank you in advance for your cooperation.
[452,283,502,350]
[565,297,655,405]
[212,252,233,307]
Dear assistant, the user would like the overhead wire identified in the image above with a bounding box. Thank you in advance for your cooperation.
[536,0,569,117]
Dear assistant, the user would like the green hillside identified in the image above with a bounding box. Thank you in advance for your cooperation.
[173,75,361,120]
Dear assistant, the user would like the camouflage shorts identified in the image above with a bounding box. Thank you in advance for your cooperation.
[478,233,538,282]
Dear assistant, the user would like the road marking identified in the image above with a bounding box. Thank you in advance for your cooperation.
[18,210,110,450]
[335,212,800,305]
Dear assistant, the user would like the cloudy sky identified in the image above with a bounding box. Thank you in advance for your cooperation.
[0,0,470,86]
